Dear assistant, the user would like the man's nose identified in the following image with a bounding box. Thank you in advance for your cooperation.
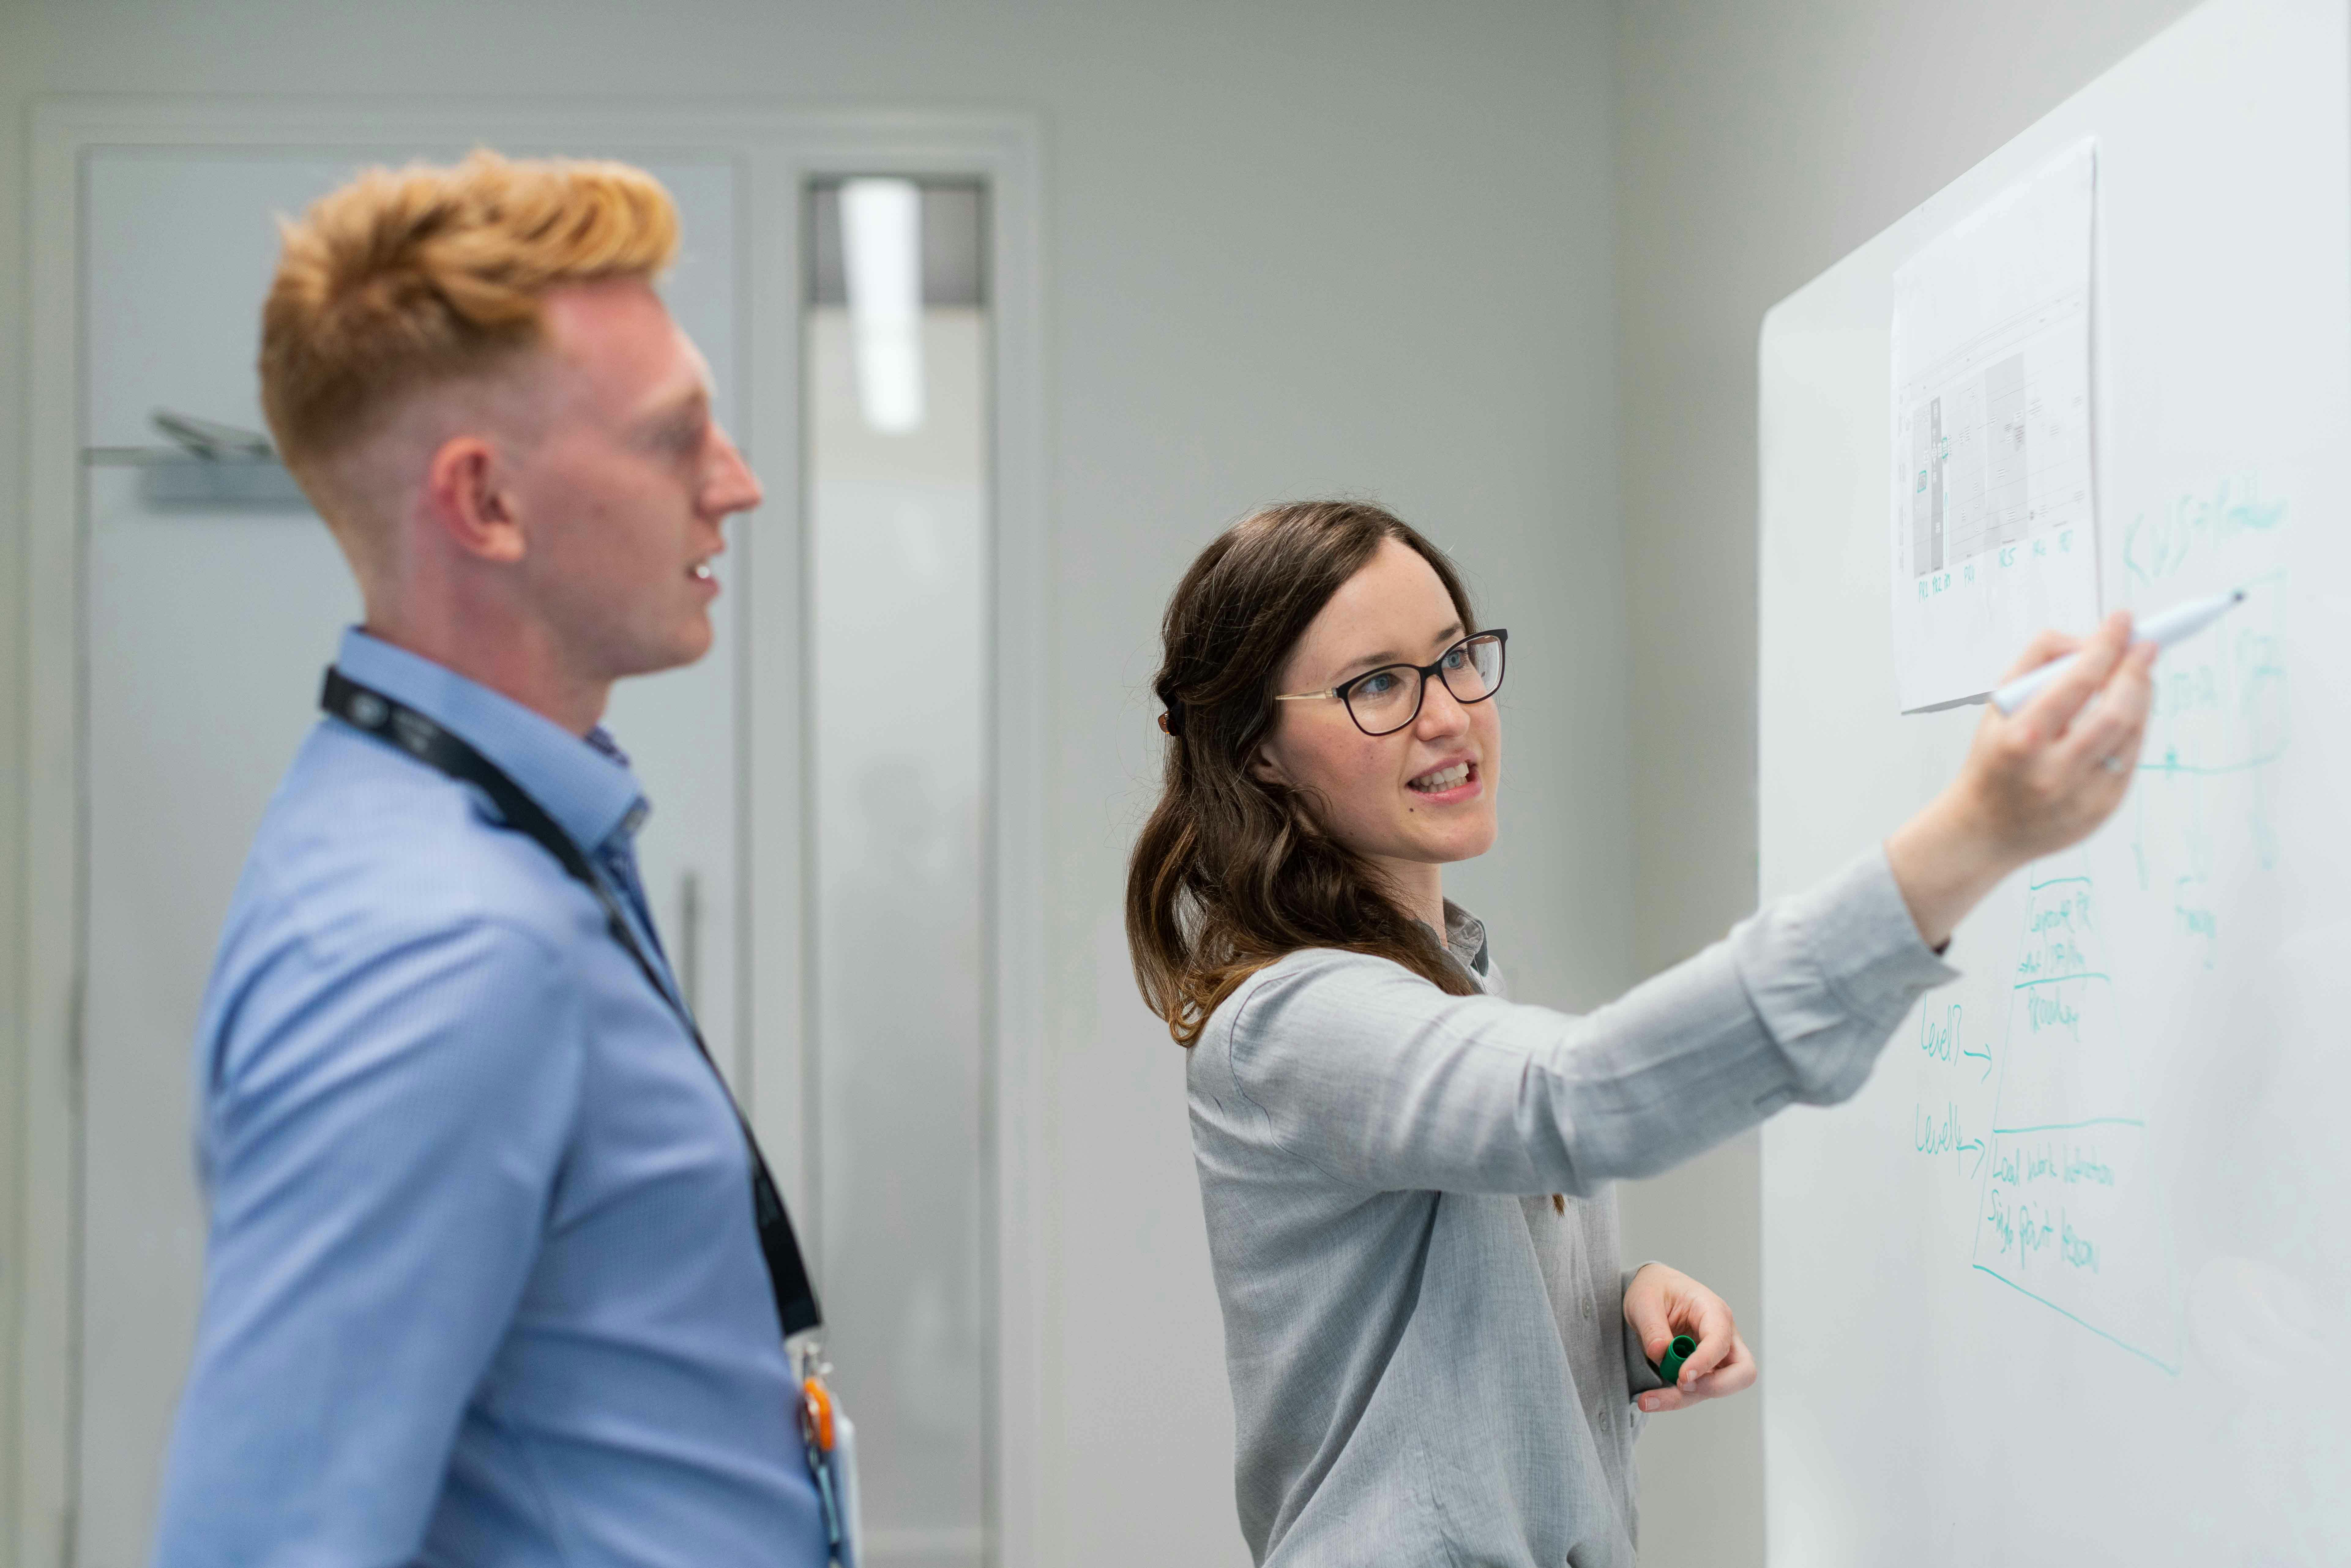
[706,427,764,517]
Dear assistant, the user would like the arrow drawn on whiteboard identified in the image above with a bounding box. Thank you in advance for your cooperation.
[1964,1044,1994,1080]
[1958,1138,1986,1178]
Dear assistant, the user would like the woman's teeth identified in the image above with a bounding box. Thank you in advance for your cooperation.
[691,562,714,581]
[1409,762,1471,793]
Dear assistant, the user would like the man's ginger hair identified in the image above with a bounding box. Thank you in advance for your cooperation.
[258,150,678,518]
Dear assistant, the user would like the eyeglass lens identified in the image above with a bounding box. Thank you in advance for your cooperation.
[1345,634,1506,736]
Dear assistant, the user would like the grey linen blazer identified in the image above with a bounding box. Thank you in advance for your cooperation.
[1187,849,1956,1566]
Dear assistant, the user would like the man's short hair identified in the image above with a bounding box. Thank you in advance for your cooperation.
[259,150,678,499]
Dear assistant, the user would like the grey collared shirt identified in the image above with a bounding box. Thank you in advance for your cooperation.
[1187,849,1956,1566]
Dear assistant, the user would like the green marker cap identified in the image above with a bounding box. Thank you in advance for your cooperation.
[1652,1334,1697,1387]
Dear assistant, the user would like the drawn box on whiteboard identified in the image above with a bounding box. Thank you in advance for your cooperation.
[1969,876,2181,1373]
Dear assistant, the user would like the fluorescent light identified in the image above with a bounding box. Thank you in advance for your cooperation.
[841,178,925,434]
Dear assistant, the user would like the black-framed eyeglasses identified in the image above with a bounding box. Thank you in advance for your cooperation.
[1274,629,1508,737]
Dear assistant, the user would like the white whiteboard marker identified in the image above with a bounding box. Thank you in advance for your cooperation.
[1990,590,2247,714]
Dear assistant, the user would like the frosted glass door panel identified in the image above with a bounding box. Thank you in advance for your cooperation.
[806,178,990,1568]
[80,468,359,1568]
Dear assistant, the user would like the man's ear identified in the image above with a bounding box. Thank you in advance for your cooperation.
[423,435,526,564]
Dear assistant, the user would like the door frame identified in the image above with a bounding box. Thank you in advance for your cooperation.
[14,96,1048,1568]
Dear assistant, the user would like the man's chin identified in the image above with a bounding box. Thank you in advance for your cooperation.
[611,620,716,680]
[671,622,717,668]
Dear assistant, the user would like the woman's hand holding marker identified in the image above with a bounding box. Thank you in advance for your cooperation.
[1624,1262,1756,1414]
[1885,610,2159,950]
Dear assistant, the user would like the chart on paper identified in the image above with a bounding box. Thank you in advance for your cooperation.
[1889,141,2100,712]
[1898,287,2091,577]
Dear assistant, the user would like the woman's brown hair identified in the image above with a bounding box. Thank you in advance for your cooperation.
[1125,500,1485,1045]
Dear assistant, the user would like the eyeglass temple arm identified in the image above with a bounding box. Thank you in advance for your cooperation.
[1271,634,1503,706]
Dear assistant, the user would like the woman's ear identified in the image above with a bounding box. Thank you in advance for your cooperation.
[1248,743,1289,788]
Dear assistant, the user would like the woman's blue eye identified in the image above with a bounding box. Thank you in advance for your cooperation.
[1441,647,1468,670]
[1358,671,1401,697]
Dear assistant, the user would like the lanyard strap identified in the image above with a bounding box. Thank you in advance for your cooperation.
[320,667,823,1339]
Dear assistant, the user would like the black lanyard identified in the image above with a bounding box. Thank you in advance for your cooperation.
[321,667,822,1339]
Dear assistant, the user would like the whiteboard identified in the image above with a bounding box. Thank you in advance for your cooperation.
[1757,0,2351,1560]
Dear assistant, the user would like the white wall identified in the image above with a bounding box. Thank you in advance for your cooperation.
[0,4,1627,1564]
[1610,2,2204,1564]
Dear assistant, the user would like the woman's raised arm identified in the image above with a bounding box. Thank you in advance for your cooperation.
[1204,847,1952,1197]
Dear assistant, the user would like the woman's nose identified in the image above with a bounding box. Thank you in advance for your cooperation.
[1416,675,1472,736]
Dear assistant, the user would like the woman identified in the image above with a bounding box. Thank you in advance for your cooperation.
[1125,501,2152,1566]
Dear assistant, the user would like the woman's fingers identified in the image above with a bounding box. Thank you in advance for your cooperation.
[1638,1327,1757,1412]
[2054,639,2157,774]
[2047,683,2153,820]
[1673,1294,1739,1384]
[1621,1263,1674,1354]
[1682,1331,1757,1399]
[2018,612,2132,735]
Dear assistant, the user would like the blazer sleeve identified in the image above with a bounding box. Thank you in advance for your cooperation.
[1214,848,1957,1196]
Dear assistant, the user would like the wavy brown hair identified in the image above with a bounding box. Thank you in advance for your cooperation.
[1125,500,1484,1045]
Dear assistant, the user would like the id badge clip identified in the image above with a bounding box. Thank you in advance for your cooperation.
[797,1338,862,1568]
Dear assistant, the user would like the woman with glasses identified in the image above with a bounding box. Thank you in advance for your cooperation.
[1125,500,2154,1567]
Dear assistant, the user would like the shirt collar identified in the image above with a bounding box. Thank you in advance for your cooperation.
[1441,900,1491,978]
[333,628,649,856]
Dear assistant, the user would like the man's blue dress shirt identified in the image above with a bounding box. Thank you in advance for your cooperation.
[154,630,827,1568]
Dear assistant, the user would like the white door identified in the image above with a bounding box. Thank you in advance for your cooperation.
[76,147,744,1568]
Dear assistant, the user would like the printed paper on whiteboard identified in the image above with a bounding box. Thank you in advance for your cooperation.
[1892,140,2099,712]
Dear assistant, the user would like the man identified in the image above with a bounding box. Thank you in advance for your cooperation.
[154,152,830,1567]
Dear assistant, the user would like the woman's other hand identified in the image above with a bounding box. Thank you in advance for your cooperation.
[1886,611,2160,948]
[1624,1262,1756,1413]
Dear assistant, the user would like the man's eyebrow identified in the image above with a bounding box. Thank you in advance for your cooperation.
[633,381,710,430]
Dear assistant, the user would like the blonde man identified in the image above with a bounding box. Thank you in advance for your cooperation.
[155,154,829,1567]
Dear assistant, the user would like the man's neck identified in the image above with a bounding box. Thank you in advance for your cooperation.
[360,610,609,737]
